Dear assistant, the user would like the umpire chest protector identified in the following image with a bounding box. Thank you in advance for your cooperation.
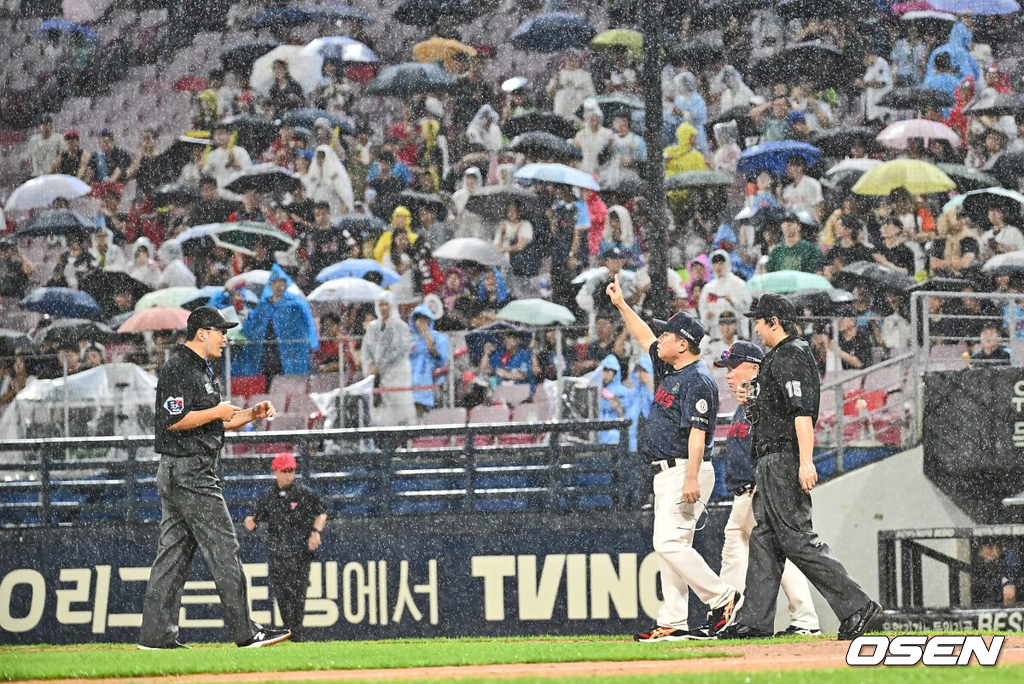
[749,335,820,457]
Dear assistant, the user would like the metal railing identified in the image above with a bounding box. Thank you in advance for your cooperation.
[911,290,1024,371]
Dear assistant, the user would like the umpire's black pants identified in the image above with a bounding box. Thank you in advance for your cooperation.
[736,451,872,633]
[270,552,312,637]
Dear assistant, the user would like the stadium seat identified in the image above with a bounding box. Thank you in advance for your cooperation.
[309,374,339,394]
[426,407,467,426]
[287,396,318,417]
[229,376,266,398]
[270,374,308,398]
[492,384,532,407]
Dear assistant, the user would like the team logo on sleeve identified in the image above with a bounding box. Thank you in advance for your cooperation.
[163,397,184,415]
[695,398,709,414]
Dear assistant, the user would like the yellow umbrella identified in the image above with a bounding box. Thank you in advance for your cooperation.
[413,37,476,72]
[851,159,956,196]
[591,29,643,58]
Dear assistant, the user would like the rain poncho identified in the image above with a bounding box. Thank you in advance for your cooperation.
[672,72,708,153]
[408,304,450,409]
[596,355,638,450]
[599,205,641,265]
[926,22,981,83]
[450,167,487,240]
[632,353,654,421]
[664,123,708,176]
[128,237,161,288]
[156,239,196,288]
[361,292,416,425]
[712,121,741,175]
[717,66,754,112]
[477,268,510,304]
[698,249,752,335]
[303,144,354,215]
[466,105,503,153]
[372,206,418,264]
[713,223,753,280]
[234,264,319,376]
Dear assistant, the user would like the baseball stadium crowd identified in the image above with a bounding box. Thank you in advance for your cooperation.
[0,0,1023,438]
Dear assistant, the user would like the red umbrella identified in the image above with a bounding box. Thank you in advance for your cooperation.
[117,306,191,333]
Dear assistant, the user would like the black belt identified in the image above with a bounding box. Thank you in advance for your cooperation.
[754,441,796,458]
[650,458,683,474]
[730,484,754,496]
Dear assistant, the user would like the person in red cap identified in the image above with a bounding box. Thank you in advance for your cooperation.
[244,453,328,642]
[51,129,86,177]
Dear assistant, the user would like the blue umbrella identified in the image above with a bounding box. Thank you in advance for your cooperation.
[307,3,375,23]
[280,108,354,133]
[393,0,474,27]
[931,0,1019,14]
[510,12,596,52]
[316,259,402,286]
[249,8,312,30]
[737,141,821,177]
[515,162,600,191]
[36,19,97,41]
[20,288,104,320]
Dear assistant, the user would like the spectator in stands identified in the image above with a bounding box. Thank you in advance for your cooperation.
[314,312,342,373]
[51,129,85,177]
[26,115,61,178]
[835,311,874,370]
[305,145,355,215]
[578,247,638,316]
[367,149,409,221]
[267,60,306,117]
[703,310,740,367]
[599,205,641,268]
[409,304,450,421]
[125,129,162,198]
[970,323,1012,366]
[189,176,237,226]
[480,332,533,386]
[494,200,535,296]
[95,189,128,242]
[477,268,510,315]
[972,539,1019,607]
[699,250,751,335]
[0,352,28,404]
[574,311,629,377]
[573,99,614,175]
[128,238,160,288]
[194,90,219,133]
[546,50,596,121]
[228,189,267,223]
[202,123,252,190]
[80,345,104,371]
[89,228,126,272]
[449,166,485,240]
[48,234,96,289]
[596,354,637,450]
[781,155,823,223]
[362,292,416,426]
[531,328,573,383]
[156,239,196,288]
[751,96,791,143]
[979,204,1024,261]
[880,291,911,354]
[81,129,132,185]
[303,201,359,286]
[929,210,979,278]
[208,70,236,119]
[872,213,916,276]
[766,215,824,273]
[0,239,33,299]
[823,215,873,280]
[178,144,206,186]
[418,205,450,254]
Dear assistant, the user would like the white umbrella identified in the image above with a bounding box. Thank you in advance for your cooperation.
[432,238,505,266]
[225,270,305,297]
[308,277,384,303]
[251,45,324,95]
[515,163,601,191]
[5,175,91,212]
[571,267,635,284]
[825,158,882,176]
[303,37,377,63]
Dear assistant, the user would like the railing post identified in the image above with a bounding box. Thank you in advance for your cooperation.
[379,432,394,516]
[40,443,53,527]
[125,440,138,525]
[464,425,476,513]
[615,420,629,508]
[878,532,897,609]
[547,425,562,510]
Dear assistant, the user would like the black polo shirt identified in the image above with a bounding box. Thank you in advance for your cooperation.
[252,483,328,557]
[155,345,224,457]
[749,335,820,457]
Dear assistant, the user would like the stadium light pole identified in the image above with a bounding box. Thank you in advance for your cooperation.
[640,0,668,315]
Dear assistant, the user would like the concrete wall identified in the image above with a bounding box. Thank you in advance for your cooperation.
[799,446,974,633]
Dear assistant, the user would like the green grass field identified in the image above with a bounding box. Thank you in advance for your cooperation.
[0,636,1019,683]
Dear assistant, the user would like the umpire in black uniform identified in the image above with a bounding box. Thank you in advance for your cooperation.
[719,294,881,641]
[139,306,291,650]
[244,452,328,642]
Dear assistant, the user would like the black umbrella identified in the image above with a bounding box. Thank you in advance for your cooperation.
[398,190,448,221]
[706,105,759,146]
[279,108,353,134]
[393,0,474,26]
[693,0,764,29]
[224,163,303,195]
[308,3,375,24]
[503,131,580,162]
[963,93,1024,117]
[151,182,200,207]
[989,150,1024,190]
[961,189,1024,226]
[365,62,458,96]
[150,135,210,188]
[464,186,546,222]
[220,41,280,76]
[810,127,881,157]
[504,111,576,139]
[822,168,866,196]
[333,214,389,239]
[34,318,114,347]
[248,8,312,30]
[832,261,916,293]
[936,164,1000,193]
[901,10,957,37]
[878,87,955,111]
[665,170,734,190]
[777,0,875,19]
[220,115,279,157]
[80,271,152,317]
[599,172,647,198]
[510,12,596,52]
[664,39,725,70]
[16,210,97,237]
[751,42,857,89]
[0,328,34,355]
[788,287,857,314]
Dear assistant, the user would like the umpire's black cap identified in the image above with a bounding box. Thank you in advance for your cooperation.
[653,311,706,345]
[745,292,797,321]
[187,306,238,338]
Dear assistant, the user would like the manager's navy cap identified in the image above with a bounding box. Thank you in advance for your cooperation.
[745,292,797,320]
[653,311,706,345]
[714,341,765,368]
[187,306,238,331]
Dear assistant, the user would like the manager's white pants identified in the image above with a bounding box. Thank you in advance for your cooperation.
[653,461,736,630]
[720,490,819,630]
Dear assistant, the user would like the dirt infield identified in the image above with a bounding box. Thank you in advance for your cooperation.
[16,636,1024,684]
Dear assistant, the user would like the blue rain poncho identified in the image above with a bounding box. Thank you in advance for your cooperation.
[233,264,319,376]
[408,303,450,409]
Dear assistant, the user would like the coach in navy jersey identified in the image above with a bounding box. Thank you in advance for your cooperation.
[606,275,741,642]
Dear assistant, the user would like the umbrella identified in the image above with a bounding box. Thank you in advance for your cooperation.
[397,191,448,221]
[989,150,1024,190]
[16,210,97,237]
[571,266,637,284]
[930,0,1020,14]
[317,259,401,286]
[591,29,643,58]
[663,39,724,70]
[809,126,881,157]
[575,94,644,127]
[307,3,375,24]
[746,271,832,293]
[248,8,312,30]
[20,287,103,320]
[151,182,200,207]
[504,111,576,139]
[851,159,955,196]
[35,319,114,346]
[0,328,34,354]
[413,37,476,68]
[982,251,1024,274]
[365,62,458,97]
[599,172,647,198]
[280,108,353,133]
[665,170,734,191]
[36,19,97,40]
[181,286,259,311]
[332,214,389,239]
[935,164,1000,193]
[510,12,596,52]
[465,186,546,222]
[150,134,211,189]
[117,307,191,333]
[393,0,474,26]
[943,187,1024,225]
[308,277,384,303]
[751,41,856,88]
[226,270,305,297]
[776,0,873,19]
[900,11,958,37]
[504,131,580,162]
[186,221,297,257]
[433,238,505,266]
[303,36,377,64]
[4,175,91,212]
[876,119,960,150]
[135,287,200,311]
[706,105,759,146]
[225,163,303,194]
[823,158,882,195]
[737,141,821,176]
[251,45,323,95]
[963,93,1024,117]
[221,41,280,76]
[832,261,917,293]
[219,116,278,156]
[788,288,857,314]
[498,299,575,326]
[878,87,956,112]
[515,163,600,191]
[80,271,152,313]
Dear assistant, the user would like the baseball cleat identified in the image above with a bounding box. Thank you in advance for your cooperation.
[708,591,744,635]
[837,600,883,641]
[717,623,774,639]
[237,626,291,648]
[775,625,822,636]
[633,625,689,642]
[681,627,717,640]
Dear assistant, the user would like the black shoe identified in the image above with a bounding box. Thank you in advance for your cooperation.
[716,623,774,640]
[837,600,883,641]
[137,641,191,650]
[775,625,822,637]
[681,627,717,640]
[237,627,291,648]
[707,591,744,635]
